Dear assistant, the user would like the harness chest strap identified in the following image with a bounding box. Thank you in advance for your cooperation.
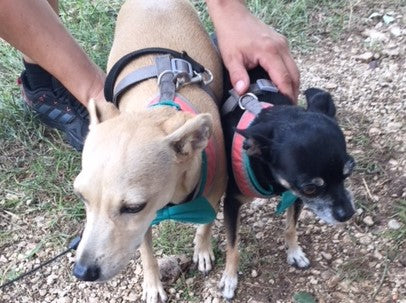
[227,88,299,214]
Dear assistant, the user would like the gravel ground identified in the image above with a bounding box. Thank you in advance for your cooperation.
[1,3,405,303]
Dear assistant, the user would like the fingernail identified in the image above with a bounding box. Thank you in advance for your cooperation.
[235,80,245,94]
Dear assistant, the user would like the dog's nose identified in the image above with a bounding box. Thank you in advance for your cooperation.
[333,206,355,222]
[73,262,100,281]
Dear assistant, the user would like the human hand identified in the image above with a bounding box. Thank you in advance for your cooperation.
[207,1,299,103]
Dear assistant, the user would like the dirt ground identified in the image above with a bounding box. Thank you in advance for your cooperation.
[0,2,405,303]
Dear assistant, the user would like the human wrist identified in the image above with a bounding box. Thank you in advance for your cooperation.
[206,0,248,27]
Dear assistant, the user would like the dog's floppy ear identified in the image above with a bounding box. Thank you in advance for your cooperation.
[165,113,213,162]
[304,88,336,118]
[236,127,272,157]
[87,99,120,127]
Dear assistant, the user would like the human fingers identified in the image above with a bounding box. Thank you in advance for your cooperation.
[281,51,300,102]
[223,54,250,95]
[260,53,295,103]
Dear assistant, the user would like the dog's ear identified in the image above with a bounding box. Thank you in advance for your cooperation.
[304,88,336,118]
[236,127,272,156]
[165,113,213,162]
[87,99,120,127]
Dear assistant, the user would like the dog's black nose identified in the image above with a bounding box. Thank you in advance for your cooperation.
[73,262,100,281]
[333,206,355,222]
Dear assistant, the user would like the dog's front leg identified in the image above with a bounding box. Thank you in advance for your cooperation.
[193,223,215,273]
[219,193,243,300]
[285,200,310,268]
[140,227,167,303]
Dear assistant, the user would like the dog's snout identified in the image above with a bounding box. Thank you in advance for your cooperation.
[73,262,100,281]
[333,206,355,222]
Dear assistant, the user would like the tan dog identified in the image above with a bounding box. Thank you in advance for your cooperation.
[72,0,226,302]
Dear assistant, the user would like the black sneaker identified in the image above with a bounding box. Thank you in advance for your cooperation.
[19,70,89,151]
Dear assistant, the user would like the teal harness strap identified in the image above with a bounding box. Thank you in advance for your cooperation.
[151,196,216,225]
[245,151,298,215]
[151,140,216,225]
[149,100,181,110]
[244,153,273,196]
[276,191,298,215]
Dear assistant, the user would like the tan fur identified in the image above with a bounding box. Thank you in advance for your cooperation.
[74,1,226,302]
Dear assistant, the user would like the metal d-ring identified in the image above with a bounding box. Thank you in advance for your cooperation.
[238,93,258,110]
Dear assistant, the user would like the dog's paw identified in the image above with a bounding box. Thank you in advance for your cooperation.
[142,279,167,303]
[287,247,310,268]
[193,245,215,273]
[219,272,238,300]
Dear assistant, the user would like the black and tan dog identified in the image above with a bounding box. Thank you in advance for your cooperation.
[72,0,227,302]
[219,67,355,299]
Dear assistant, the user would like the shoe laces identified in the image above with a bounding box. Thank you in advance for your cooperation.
[52,79,89,120]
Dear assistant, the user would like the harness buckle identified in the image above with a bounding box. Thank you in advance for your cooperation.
[256,79,279,93]
[171,58,194,84]
[238,93,258,110]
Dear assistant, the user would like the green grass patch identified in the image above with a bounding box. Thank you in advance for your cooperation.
[385,199,406,248]
[153,221,195,255]
[193,0,349,50]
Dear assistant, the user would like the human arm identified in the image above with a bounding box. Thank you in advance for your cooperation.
[0,0,105,105]
[205,0,299,103]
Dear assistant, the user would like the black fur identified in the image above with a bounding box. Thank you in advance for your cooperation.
[222,67,355,247]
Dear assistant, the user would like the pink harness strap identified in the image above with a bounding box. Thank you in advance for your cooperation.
[232,102,272,198]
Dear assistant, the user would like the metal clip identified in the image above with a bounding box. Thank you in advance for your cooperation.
[238,93,258,110]
[171,58,194,82]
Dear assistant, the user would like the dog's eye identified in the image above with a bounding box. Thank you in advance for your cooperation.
[120,203,147,214]
[301,184,317,196]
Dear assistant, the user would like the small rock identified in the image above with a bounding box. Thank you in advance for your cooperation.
[382,47,400,57]
[354,52,374,62]
[56,298,71,303]
[386,122,402,132]
[251,269,259,278]
[368,12,382,20]
[383,14,395,24]
[325,82,338,89]
[212,298,220,303]
[169,288,176,294]
[388,219,401,230]
[5,193,19,201]
[363,29,389,43]
[363,216,374,226]
[158,255,191,283]
[369,127,380,136]
[359,235,372,245]
[389,26,402,37]
[321,252,332,261]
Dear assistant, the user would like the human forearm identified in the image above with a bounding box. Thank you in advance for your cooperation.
[0,0,105,105]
